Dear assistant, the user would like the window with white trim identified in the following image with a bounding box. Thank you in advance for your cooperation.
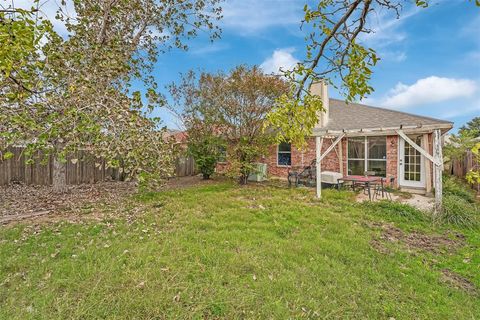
[218,145,227,163]
[347,136,386,176]
[277,142,291,166]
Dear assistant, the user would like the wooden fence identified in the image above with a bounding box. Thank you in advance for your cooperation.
[0,147,124,186]
[175,156,197,177]
[0,147,197,186]
[449,149,480,192]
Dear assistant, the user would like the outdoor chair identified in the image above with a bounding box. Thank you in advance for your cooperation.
[374,176,395,200]
[355,171,377,194]
[288,159,316,187]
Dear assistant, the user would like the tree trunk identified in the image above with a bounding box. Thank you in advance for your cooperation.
[239,173,248,185]
[53,155,68,193]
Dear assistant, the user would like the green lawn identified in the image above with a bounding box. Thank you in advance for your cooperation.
[1,181,479,319]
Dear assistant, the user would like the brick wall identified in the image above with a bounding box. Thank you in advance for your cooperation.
[218,135,402,189]
[386,135,399,187]
[263,135,400,188]
[216,162,228,174]
[262,137,344,179]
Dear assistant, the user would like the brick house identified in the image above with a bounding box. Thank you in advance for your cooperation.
[257,82,453,196]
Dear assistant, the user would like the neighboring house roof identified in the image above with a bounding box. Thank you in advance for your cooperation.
[163,129,188,144]
[314,98,453,135]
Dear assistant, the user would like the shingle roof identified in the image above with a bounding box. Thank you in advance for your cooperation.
[319,98,453,132]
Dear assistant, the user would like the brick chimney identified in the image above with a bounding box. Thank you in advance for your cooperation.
[310,81,329,128]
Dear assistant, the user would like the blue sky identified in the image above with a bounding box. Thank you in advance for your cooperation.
[21,0,480,131]
[152,0,480,131]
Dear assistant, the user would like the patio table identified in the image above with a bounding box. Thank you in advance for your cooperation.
[337,175,385,200]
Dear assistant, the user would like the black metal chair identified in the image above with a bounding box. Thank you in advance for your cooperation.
[356,171,377,195]
[374,176,395,200]
[288,159,316,187]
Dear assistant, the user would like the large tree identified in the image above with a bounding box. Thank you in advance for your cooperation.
[268,0,480,147]
[0,0,222,191]
[169,66,289,184]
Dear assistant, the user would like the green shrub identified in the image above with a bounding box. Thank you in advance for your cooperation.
[188,134,225,180]
[443,175,476,203]
[440,194,479,228]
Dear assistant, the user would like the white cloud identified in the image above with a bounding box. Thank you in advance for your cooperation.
[260,48,299,74]
[221,0,302,35]
[381,76,477,108]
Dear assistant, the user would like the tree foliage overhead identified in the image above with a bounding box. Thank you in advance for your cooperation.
[169,66,289,184]
[0,0,222,188]
[269,0,480,147]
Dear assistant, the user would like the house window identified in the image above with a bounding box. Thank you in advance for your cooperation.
[277,142,291,166]
[347,137,365,175]
[347,136,386,176]
[218,146,227,163]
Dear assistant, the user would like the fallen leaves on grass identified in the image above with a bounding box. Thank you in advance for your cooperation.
[0,182,136,222]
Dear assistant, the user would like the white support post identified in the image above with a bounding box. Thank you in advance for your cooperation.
[316,136,323,198]
[433,129,443,213]
[338,138,344,175]
[422,134,432,194]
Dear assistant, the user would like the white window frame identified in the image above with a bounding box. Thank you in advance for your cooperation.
[347,136,387,176]
[277,142,292,167]
[217,145,227,164]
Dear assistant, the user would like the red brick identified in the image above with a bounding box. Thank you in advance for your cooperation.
[218,135,404,189]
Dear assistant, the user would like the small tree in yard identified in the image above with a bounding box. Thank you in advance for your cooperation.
[169,66,289,184]
[188,132,223,180]
[466,143,480,186]
[459,117,480,186]
[445,116,480,187]
[168,71,226,180]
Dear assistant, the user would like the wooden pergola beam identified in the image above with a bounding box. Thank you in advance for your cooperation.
[318,134,345,162]
[395,130,441,166]
[316,133,345,198]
